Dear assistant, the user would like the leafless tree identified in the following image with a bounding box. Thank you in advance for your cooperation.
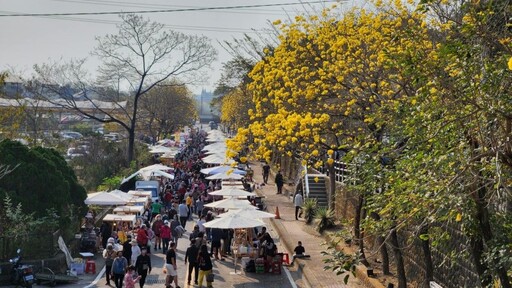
[33,14,217,162]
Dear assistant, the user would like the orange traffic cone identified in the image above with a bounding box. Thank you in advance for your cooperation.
[275,206,281,219]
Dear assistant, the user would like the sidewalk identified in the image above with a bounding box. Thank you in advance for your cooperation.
[250,161,364,288]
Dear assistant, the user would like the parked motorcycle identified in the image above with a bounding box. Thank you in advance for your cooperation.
[9,249,34,288]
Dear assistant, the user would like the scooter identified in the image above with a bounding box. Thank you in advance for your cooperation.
[10,248,34,288]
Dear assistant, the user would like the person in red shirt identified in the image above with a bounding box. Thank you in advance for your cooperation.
[160,221,172,254]
[136,224,149,250]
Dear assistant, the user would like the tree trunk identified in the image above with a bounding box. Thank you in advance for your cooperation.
[474,188,511,288]
[419,225,433,288]
[327,163,336,210]
[377,235,390,275]
[390,227,407,288]
[469,235,491,287]
[355,195,369,266]
[127,128,135,163]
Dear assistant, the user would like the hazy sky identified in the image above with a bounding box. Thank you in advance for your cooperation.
[0,0,344,94]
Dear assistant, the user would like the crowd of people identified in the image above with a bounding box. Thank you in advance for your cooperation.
[98,129,280,288]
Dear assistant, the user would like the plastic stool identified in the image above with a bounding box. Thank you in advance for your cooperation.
[281,253,290,265]
[85,260,96,274]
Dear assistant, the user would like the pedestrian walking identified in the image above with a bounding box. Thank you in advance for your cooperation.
[135,247,151,288]
[178,200,188,228]
[130,239,141,266]
[165,242,180,288]
[185,239,200,286]
[275,170,284,194]
[160,220,172,253]
[111,251,128,288]
[123,265,140,288]
[102,244,116,286]
[294,192,304,220]
[262,162,270,184]
[197,244,213,288]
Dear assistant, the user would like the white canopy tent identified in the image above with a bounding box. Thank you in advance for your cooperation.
[102,213,137,225]
[200,165,246,175]
[204,198,255,209]
[202,154,234,165]
[121,164,174,184]
[148,145,174,154]
[113,206,145,215]
[218,207,275,219]
[109,189,136,201]
[202,142,226,151]
[208,187,256,197]
[127,190,152,197]
[84,191,127,206]
[203,212,264,229]
[206,172,244,180]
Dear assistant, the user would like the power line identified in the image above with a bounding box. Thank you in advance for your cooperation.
[51,0,296,15]
[0,1,336,17]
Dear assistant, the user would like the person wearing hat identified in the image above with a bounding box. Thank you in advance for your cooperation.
[130,239,141,265]
[103,244,116,285]
[135,247,152,288]
[160,220,172,254]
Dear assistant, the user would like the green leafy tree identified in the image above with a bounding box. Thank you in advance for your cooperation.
[0,139,87,238]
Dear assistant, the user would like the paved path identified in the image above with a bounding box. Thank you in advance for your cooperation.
[250,161,364,288]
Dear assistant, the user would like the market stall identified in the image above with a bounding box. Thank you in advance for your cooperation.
[203,212,264,274]
[113,205,145,216]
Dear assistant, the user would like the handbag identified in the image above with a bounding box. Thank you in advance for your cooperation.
[206,273,214,282]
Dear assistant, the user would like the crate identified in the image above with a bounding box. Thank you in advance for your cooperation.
[70,263,84,275]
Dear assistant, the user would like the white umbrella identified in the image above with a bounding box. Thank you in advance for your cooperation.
[219,207,275,219]
[206,172,244,180]
[200,165,246,175]
[208,187,255,197]
[84,191,127,206]
[203,212,264,229]
[204,198,254,209]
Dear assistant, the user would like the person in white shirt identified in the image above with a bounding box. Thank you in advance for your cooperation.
[196,215,206,233]
[294,192,304,220]
[130,239,141,265]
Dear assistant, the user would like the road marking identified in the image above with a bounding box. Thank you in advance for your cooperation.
[83,266,105,288]
[283,266,298,288]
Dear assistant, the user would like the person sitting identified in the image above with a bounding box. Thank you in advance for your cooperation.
[291,241,310,264]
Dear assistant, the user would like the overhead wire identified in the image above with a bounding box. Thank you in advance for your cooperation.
[50,0,297,15]
[0,1,337,17]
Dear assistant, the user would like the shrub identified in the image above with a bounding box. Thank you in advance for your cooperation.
[315,207,336,233]
[302,198,317,224]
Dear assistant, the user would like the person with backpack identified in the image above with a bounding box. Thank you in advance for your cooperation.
[111,250,128,288]
[170,216,183,246]
[103,244,116,286]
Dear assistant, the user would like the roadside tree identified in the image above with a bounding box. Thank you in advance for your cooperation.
[33,14,216,162]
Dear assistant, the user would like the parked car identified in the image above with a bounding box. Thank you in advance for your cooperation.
[103,133,121,142]
[60,131,83,140]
